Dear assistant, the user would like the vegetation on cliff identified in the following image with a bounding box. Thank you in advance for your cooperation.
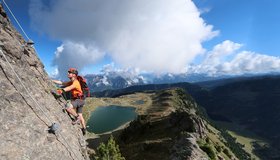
[94,136,125,160]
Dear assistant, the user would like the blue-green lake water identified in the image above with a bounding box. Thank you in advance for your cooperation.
[87,105,137,134]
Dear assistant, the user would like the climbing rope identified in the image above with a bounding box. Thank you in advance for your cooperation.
[2,0,30,40]
[0,49,53,124]
[0,49,82,160]
[0,2,84,159]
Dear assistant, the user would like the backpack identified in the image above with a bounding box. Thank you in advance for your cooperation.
[77,76,90,99]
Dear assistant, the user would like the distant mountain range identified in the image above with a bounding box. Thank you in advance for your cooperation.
[85,74,145,92]
[152,73,231,84]
[84,72,233,92]
[85,71,280,92]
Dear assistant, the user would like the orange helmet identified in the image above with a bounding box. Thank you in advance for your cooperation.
[68,68,78,75]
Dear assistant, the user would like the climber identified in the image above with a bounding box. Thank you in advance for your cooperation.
[52,68,86,135]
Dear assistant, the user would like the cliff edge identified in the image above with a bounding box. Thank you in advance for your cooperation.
[117,89,208,160]
[0,4,87,160]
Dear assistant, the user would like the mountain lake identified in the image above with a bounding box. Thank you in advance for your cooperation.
[87,105,137,134]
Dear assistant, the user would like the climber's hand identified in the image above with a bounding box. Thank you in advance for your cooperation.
[51,89,64,99]
[56,89,63,95]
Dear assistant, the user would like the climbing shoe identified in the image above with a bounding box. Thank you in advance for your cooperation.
[81,128,86,135]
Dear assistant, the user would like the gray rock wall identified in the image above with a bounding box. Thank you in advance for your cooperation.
[0,4,87,160]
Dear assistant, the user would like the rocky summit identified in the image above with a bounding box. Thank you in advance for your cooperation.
[117,89,208,160]
[0,4,87,160]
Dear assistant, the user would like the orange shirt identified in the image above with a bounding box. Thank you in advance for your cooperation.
[69,79,82,98]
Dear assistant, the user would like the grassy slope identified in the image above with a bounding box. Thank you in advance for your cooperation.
[204,124,235,160]
[83,93,153,137]
[228,131,265,160]
[195,77,280,159]
[84,92,153,121]
[214,121,269,160]
[84,90,251,159]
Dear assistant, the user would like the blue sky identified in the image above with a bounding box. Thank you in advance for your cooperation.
[2,0,280,79]
[194,0,280,56]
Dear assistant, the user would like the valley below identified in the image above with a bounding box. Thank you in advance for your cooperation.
[82,89,256,160]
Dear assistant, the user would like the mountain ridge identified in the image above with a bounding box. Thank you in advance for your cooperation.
[90,75,280,159]
[85,69,280,93]
[85,89,249,159]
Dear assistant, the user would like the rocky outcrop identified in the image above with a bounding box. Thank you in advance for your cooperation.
[118,89,208,160]
[0,4,87,160]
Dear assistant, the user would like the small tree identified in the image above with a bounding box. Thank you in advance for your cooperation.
[200,145,216,160]
[95,135,125,160]
[223,148,232,159]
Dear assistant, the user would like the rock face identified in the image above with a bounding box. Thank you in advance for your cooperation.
[0,4,87,160]
[118,89,208,160]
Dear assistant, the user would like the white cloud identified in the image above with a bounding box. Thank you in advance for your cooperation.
[202,40,243,66]
[52,41,105,79]
[49,67,59,79]
[224,51,280,74]
[187,40,280,76]
[100,63,141,79]
[29,0,218,77]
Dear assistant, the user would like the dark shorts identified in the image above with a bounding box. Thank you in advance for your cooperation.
[71,99,85,113]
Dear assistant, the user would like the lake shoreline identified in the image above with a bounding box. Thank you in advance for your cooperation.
[86,105,137,134]
[84,93,153,148]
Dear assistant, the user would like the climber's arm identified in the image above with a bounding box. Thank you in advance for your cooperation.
[63,84,75,92]
[52,80,71,86]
